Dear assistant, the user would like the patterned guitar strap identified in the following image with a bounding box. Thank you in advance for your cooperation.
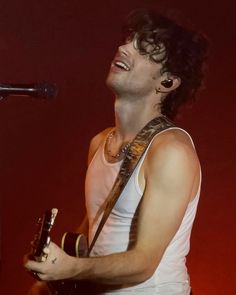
[87,115,175,256]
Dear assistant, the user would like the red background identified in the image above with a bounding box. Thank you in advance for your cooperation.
[0,1,235,294]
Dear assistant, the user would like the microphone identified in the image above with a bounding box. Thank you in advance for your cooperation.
[0,82,58,100]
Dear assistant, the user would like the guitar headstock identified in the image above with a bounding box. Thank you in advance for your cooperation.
[32,208,58,262]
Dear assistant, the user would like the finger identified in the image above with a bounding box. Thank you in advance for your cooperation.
[25,259,45,273]
[36,273,50,281]
[42,246,50,260]
[43,247,50,255]
[41,255,47,262]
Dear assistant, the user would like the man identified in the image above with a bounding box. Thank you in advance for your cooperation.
[25,9,208,295]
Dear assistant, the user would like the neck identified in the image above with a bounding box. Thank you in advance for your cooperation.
[104,94,162,163]
[114,95,162,142]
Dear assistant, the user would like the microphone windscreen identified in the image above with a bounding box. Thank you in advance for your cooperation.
[36,82,58,99]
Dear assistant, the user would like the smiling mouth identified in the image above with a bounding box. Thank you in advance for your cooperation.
[113,60,130,71]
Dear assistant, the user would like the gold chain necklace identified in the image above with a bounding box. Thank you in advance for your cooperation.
[106,131,131,160]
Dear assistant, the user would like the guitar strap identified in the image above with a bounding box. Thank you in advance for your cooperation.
[87,115,175,255]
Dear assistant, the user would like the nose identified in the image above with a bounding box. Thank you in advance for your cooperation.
[118,40,134,56]
[118,44,129,57]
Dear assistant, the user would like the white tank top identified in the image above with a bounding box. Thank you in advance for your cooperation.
[85,128,201,294]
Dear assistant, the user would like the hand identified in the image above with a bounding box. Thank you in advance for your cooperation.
[24,241,77,281]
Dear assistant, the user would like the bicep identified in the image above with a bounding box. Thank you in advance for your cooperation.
[134,143,200,271]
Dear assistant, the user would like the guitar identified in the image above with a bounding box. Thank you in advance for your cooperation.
[31,208,88,295]
[32,208,58,262]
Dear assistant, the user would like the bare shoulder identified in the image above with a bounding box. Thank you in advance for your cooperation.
[87,127,113,164]
[144,129,200,188]
[143,128,200,201]
[148,128,199,164]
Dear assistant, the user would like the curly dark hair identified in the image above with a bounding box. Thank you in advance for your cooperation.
[122,9,209,118]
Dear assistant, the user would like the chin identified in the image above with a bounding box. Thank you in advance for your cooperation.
[106,76,120,94]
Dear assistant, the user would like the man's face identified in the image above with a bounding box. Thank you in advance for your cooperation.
[106,37,163,99]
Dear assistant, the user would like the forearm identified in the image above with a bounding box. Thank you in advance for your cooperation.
[71,248,154,285]
[25,242,155,284]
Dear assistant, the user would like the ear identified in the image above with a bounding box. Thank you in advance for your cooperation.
[158,75,181,93]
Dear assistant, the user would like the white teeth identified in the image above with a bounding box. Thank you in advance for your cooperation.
[115,61,130,71]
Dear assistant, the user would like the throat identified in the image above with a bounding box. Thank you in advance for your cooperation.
[114,99,161,137]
